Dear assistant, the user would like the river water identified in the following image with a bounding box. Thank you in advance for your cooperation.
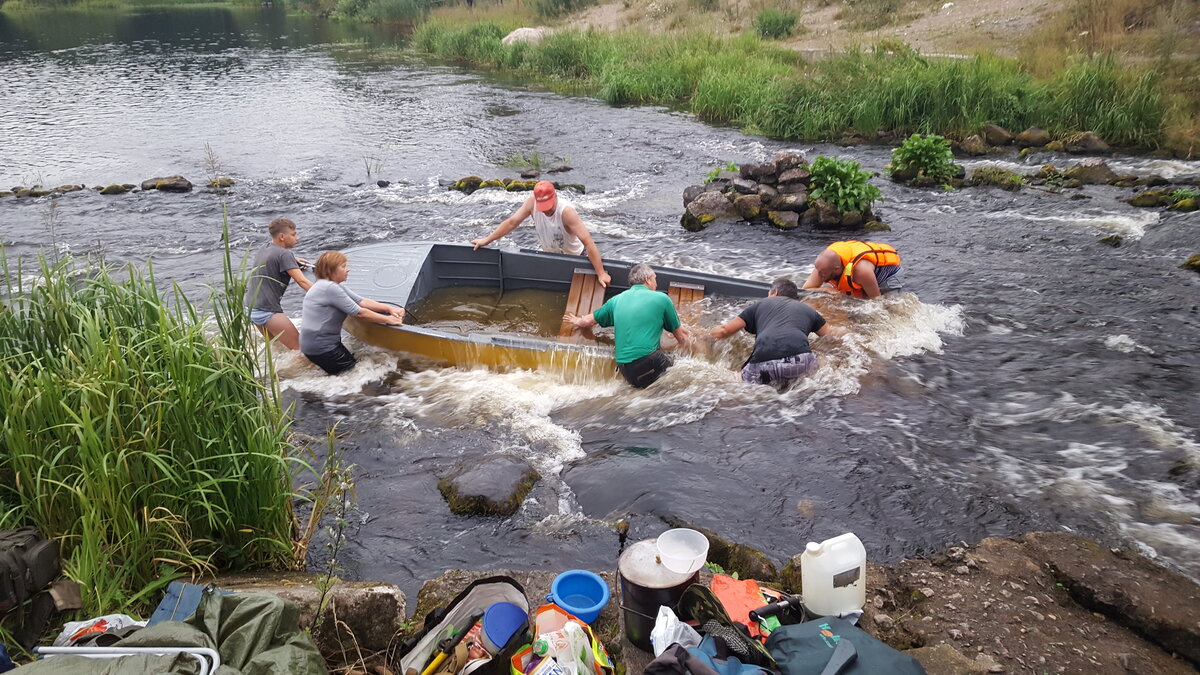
[2,7,1198,599]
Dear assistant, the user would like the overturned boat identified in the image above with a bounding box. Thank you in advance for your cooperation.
[340,242,770,374]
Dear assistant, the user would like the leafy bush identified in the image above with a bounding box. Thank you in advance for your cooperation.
[704,160,738,183]
[888,133,957,183]
[753,9,799,39]
[808,155,881,213]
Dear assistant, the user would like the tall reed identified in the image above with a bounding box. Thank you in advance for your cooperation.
[0,240,296,614]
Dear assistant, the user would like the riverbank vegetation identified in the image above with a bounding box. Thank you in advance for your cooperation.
[0,241,304,618]
[412,19,1180,151]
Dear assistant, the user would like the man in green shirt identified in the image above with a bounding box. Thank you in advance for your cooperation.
[565,263,691,388]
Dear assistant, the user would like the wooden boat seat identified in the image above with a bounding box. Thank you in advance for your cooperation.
[668,281,705,324]
[559,268,607,339]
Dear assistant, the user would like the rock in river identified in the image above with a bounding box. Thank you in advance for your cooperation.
[438,456,540,517]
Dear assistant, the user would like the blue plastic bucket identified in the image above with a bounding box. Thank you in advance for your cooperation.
[548,569,610,624]
[481,602,528,654]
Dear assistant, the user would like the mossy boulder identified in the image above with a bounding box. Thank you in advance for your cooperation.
[505,179,536,191]
[681,211,715,232]
[1045,140,1066,152]
[1063,131,1110,154]
[452,176,484,193]
[1181,254,1200,273]
[683,191,737,230]
[1062,158,1118,185]
[1099,235,1123,247]
[982,124,1013,146]
[663,518,778,582]
[1033,164,1060,180]
[479,179,506,189]
[864,220,892,232]
[53,184,85,193]
[437,456,540,517]
[140,175,193,192]
[100,184,130,195]
[733,194,763,220]
[1016,127,1051,147]
[0,191,12,198]
[960,134,988,156]
[1173,198,1198,212]
[1127,190,1173,208]
[968,167,1025,191]
[556,183,586,194]
[767,210,800,230]
[208,177,235,188]
[779,555,803,593]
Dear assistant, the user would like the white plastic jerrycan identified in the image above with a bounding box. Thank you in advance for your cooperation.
[799,532,867,617]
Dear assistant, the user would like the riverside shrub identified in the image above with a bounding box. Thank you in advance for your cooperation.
[888,133,957,183]
[753,9,799,39]
[808,156,882,213]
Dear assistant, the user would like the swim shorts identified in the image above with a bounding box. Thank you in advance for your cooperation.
[740,352,818,386]
[305,342,358,375]
[248,308,276,326]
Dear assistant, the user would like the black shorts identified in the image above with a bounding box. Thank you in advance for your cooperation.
[305,342,357,375]
[616,350,673,388]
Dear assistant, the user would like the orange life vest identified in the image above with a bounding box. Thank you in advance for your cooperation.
[827,241,901,298]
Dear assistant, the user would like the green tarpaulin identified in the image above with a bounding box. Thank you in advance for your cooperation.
[20,588,326,674]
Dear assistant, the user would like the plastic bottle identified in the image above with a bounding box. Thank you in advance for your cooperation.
[799,532,867,617]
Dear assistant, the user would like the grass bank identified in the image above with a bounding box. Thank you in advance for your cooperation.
[0,239,301,618]
[412,18,1186,153]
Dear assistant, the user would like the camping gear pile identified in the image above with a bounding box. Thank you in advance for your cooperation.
[398,575,615,675]
[625,530,926,675]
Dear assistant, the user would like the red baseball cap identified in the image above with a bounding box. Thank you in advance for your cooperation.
[533,181,557,211]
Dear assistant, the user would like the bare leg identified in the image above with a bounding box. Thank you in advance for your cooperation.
[263,313,301,350]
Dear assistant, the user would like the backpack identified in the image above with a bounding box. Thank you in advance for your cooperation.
[765,617,925,675]
[398,576,532,675]
[646,636,778,675]
[0,528,60,615]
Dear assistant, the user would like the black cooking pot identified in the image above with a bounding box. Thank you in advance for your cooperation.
[617,539,700,652]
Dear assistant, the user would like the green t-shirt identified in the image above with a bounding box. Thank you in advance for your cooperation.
[592,285,681,364]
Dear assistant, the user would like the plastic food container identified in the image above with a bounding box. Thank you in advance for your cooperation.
[655,528,709,575]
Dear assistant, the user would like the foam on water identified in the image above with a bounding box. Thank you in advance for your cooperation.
[1103,334,1154,354]
[983,208,1159,239]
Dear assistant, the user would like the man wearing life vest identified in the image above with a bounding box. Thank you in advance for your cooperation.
[802,241,902,299]
[470,180,612,288]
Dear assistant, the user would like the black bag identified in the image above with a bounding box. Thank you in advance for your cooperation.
[765,618,925,675]
[0,527,60,615]
[398,575,531,675]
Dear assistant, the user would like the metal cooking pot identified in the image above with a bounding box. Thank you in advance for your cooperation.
[617,538,700,652]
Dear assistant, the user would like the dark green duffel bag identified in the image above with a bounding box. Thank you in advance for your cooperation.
[764,617,925,675]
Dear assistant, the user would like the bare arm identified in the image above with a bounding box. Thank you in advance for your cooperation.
[710,316,746,340]
[562,207,610,287]
[564,312,598,329]
[287,268,313,291]
[802,268,836,294]
[850,260,882,298]
[471,197,534,249]
[354,304,403,326]
[359,298,405,321]
[671,325,691,348]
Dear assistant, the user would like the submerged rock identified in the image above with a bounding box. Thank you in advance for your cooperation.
[438,456,540,517]
[1174,197,1198,212]
[208,177,235,188]
[1099,234,1123,247]
[864,220,892,232]
[99,184,130,195]
[1127,189,1173,207]
[1181,254,1200,273]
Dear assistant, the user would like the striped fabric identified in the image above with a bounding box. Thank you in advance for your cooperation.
[740,352,819,386]
[875,264,903,291]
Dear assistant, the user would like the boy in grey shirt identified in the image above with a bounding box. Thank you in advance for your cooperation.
[243,218,312,349]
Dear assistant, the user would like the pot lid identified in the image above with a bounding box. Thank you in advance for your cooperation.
[619,539,697,589]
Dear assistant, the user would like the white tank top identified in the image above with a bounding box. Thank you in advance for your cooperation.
[531,199,584,255]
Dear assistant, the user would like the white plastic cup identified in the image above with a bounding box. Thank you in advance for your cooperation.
[656,528,709,575]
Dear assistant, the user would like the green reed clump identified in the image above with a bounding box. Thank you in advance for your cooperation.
[753,8,799,39]
[528,0,595,18]
[1037,54,1164,147]
[408,19,1171,148]
[0,248,296,614]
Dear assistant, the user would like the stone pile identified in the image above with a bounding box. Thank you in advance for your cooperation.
[956,124,1114,157]
[681,150,884,233]
[1,175,235,198]
[449,177,585,195]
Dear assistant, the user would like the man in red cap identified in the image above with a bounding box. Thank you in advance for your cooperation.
[470,180,611,287]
